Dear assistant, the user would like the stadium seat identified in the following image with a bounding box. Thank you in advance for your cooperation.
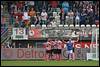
[35,24,41,28]
[53,12,57,17]
[56,8,61,12]
[47,24,52,28]
[86,24,91,28]
[31,25,35,28]
[92,24,96,28]
[42,25,46,28]
[75,25,79,28]
[97,24,99,28]
[69,24,74,28]
[58,24,63,28]
[81,25,85,28]
[64,25,68,28]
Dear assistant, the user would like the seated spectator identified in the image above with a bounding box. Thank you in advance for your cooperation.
[50,19,57,27]
[41,9,48,25]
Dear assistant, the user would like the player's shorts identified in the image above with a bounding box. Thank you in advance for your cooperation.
[73,48,75,52]
[53,49,58,54]
[57,49,61,54]
[46,50,51,53]
[67,50,73,54]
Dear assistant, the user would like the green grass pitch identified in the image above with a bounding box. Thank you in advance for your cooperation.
[1,60,99,66]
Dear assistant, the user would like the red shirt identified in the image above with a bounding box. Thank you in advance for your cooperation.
[50,1,58,8]
[15,12,23,21]
[16,2,23,9]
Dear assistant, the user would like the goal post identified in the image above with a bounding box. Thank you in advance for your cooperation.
[87,28,99,61]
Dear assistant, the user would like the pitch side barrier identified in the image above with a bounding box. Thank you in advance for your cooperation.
[1,48,90,60]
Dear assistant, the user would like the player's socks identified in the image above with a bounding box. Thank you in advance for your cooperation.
[72,53,75,60]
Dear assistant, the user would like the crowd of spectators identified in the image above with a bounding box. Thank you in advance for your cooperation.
[1,1,99,28]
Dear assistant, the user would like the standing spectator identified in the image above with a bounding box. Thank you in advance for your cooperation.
[80,10,87,25]
[28,1,35,9]
[1,4,3,15]
[16,1,24,12]
[28,8,36,25]
[41,9,48,25]
[1,15,6,27]
[67,10,74,25]
[12,42,16,48]
[36,14,41,25]
[95,11,99,25]
[60,12,66,25]
[22,11,30,28]
[50,1,58,12]
[62,1,69,14]
[75,11,80,25]
[23,1,28,11]
[18,43,21,48]
[15,10,23,27]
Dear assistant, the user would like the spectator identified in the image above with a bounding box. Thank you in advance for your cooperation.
[60,12,66,25]
[36,14,41,25]
[50,1,58,12]
[9,3,16,25]
[22,11,30,28]
[28,1,35,9]
[15,10,23,27]
[16,1,24,12]
[62,1,69,14]
[80,10,87,25]
[18,43,21,48]
[1,4,3,15]
[23,1,28,11]
[28,8,36,25]
[67,10,74,25]
[75,11,80,25]
[50,19,57,27]
[1,15,6,27]
[12,42,16,48]
[95,11,99,25]
[41,9,48,25]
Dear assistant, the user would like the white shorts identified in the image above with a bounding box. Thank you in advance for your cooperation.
[67,50,73,54]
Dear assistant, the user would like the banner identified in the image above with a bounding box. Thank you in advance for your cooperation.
[12,28,28,40]
[1,48,90,60]
[74,42,96,48]
[29,29,42,38]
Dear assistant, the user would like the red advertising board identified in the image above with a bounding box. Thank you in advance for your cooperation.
[74,42,96,48]
[29,29,42,38]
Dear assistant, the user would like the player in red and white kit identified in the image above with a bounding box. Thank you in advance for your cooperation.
[44,39,52,61]
[45,42,51,61]
[57,40,63,61]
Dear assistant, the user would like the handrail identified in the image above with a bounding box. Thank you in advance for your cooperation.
[1,27,8,37]
[1,27,8,35]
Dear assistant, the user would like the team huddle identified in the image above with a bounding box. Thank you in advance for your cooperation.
[43,38,78,61]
